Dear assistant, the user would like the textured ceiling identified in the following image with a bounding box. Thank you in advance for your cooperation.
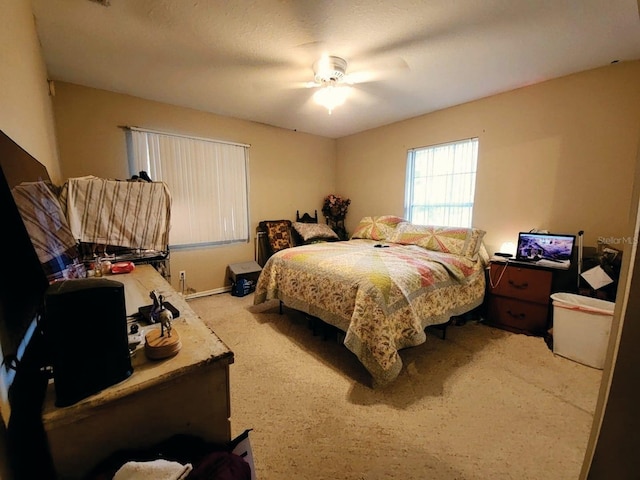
[32,0,640,138]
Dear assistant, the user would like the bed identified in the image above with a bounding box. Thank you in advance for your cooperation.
[253,215,488,387]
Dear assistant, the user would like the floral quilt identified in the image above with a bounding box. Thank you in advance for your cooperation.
[253,239,486,387]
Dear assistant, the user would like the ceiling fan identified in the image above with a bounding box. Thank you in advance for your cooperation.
[302,52,409,114]
[306,55,352,114]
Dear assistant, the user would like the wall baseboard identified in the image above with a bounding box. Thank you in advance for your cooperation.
[184,286,230,300]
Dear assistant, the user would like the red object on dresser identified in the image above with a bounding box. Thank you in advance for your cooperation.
[111,261,135,274]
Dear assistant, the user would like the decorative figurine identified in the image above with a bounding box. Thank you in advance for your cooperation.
[145,290,181,359]
[158,303,173,338]
[149,290,161,323]
[149,291,173,336]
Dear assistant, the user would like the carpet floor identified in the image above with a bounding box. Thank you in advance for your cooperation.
[189,292,602,480]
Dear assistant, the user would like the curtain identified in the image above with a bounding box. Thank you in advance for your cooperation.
[128,129,250,247]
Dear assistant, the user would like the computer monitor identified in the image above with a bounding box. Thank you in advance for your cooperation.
[515,232,576,267]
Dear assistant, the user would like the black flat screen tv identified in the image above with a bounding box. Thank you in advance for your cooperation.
[0,131,51,371]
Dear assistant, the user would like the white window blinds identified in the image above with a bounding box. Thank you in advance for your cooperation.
[127,128,250,248]
[405,138,479,228]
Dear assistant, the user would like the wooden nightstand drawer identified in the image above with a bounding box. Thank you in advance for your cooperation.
[486,296,549,335]
[488,263,552,304]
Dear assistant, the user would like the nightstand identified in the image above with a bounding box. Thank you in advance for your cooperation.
[485,261,553,335]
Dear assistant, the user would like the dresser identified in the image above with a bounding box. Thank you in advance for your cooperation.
[486,261,553,335]
[41,265,234,478]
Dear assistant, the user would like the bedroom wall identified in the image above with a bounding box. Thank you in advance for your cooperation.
[582,134,640,478]
[0,0,61,184]
[0,2,64,478]
[51,82,336,293]
[335,61,640,254]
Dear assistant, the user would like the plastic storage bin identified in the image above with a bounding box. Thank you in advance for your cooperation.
[550,293,614,369]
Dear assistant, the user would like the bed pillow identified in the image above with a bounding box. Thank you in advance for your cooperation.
[263,220,292,253]
[292,222,340,242]
[350,215,406,241]
[388,223,486,258]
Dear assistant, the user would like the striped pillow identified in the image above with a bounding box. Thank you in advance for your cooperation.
[389,223,486,258]
[350,216,406,241]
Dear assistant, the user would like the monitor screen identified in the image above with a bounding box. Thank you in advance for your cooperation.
[516,232,576,264]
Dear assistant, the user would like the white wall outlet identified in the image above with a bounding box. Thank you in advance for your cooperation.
[179,270,186,281]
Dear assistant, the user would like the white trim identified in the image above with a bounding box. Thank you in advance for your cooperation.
[184,286,231,300]
[408,136,478,153]
[124,126,250,148]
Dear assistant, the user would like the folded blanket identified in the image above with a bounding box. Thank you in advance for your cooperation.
[113,459,192,480]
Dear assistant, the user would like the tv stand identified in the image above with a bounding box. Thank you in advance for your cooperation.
[41,265,234,478]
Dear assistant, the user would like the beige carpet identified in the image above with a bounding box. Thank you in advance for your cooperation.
[189,293,602,480]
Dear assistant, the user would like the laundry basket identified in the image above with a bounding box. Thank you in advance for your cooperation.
[550,293,614,369]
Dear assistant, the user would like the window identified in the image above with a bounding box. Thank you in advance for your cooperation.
[405,138,479,228]
[127,128,250,248]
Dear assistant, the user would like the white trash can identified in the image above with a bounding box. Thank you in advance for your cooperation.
[550,293,614,369]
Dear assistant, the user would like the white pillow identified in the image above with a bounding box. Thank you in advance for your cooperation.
[292,222,340,242]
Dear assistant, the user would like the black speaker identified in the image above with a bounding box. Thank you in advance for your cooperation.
[44,278,133,407]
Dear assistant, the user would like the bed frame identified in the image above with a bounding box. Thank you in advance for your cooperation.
[296,210,318,223]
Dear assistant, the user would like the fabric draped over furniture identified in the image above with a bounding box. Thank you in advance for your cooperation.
[254,226,487,386]
[12,181,80,281]
[61,176,171,252]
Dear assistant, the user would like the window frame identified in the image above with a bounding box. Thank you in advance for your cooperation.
[404,137,479,228]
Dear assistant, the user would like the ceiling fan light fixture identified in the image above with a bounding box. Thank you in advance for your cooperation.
[313,82,349,114]
[313,55,348,84]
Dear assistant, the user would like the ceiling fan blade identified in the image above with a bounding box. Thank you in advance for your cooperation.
[251,79,315,92]
[294,40,328,55]
[347,86,378,106]
[344,57,410,85]
[344,69,390,85]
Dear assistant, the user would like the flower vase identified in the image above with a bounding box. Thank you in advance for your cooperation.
[327,217,347,240]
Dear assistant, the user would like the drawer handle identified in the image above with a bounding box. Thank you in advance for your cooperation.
[507,310,525,319]
[508,280,528,289]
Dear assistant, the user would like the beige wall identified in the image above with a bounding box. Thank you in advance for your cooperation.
[0,1,64,478]
[51,82,336,292]
[580,131,640,479]
[0,0,61,184]
[336,62,640,253]
[48,63,640,291]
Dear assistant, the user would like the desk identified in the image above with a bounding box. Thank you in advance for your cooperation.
[41,265,234,479]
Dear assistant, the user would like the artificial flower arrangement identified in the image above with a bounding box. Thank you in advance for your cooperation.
[322,194,351,221]
[322,194,351,240]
